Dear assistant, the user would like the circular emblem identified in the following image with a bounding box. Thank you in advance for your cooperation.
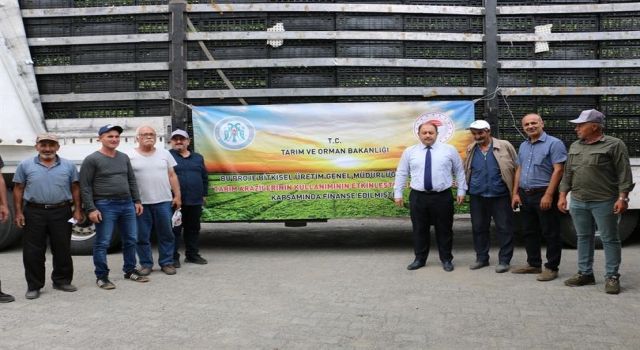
[214,116,255,150]
[413,112,456,143]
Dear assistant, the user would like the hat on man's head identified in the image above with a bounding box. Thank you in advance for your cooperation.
[98,124,123,136]
[170,129,189,139]
[569,109,605,124]
[36,133,59,143]
[469,120,491,130]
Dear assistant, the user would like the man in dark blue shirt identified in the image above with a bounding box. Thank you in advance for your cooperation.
[170,129,209,266]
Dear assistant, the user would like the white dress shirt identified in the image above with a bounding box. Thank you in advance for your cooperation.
[394,141,467,198]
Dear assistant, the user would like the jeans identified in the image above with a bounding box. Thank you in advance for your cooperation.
[23,205,74,290]
[470,194,514,264]
[93,199,138,278]
[173,205,203,261]
[408,189,454,263]
[569,198,620,278]
[137,201,175,268]
[518,190,562,271]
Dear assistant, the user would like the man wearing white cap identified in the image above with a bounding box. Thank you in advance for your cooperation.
[13,133,83,299]
[464,120,518,273]
[558,109,634,294]
[169,129,209,266]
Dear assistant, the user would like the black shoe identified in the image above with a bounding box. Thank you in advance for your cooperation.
[185,255,208,265]
[442,261,454,272]
[469,260,490,270]
[53,283,78,292]
[0,291,15,303]
[407,259,426,271]
[25,289,40,300]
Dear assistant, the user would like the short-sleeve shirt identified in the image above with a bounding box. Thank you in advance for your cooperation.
[517,132,567,189]
[128,148,177,204]
[13,155,79,203]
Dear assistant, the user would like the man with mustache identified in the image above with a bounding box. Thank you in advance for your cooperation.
[464,120,517,273]
[394,121,467,272]
[12,134,83,299]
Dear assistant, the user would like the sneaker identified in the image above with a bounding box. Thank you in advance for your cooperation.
[161,265,177,275]
[96,277,116,290]
[495,264,510,273]
[185,255,208,265]
[537,268,558,282]
[124,270,150,283]
[605,276,621,294]
[511,265,542,274]
[138,267,152,276]
[564,272,595,287]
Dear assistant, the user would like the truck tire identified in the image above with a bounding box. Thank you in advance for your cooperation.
[560,211,639,248]
[0,189,22,250]
[70,217,121,255]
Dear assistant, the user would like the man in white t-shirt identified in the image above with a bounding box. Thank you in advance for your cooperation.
[129,126,181,275]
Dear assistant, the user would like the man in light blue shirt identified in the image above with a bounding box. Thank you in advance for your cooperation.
[394,122,467,272]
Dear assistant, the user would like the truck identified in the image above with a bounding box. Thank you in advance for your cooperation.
[1,0,639,254]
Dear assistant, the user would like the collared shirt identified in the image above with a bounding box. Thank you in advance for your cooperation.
[394,141,467,198]
[517,132,567,189]
[170,149,208,206]
[13,155,79,204]
[559,135,635,201]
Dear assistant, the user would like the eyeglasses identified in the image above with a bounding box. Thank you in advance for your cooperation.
[138,133,156,138]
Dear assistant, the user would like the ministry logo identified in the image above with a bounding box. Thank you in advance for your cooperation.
[413,112,455,143]
[214,116,255,150]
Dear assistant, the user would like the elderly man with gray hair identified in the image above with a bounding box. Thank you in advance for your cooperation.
[558,109,634,294]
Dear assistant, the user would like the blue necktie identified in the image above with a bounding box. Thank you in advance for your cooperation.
[424,146,432,191]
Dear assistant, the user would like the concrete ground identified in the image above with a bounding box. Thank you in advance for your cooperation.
[1,217,639,349]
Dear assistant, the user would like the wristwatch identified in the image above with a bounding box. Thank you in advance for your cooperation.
[618,197,630,203]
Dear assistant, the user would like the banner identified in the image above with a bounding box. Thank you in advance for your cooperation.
[193,101,475,221]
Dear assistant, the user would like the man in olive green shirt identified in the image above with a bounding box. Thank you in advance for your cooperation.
[558,109,634,294]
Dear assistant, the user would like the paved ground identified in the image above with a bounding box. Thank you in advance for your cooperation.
[1,217,640,349]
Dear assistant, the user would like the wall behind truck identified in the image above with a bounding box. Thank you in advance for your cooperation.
[5,0,640,251]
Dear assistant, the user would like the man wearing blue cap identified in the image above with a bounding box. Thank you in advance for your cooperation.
[558,109,634,294]
[80,124,149,289]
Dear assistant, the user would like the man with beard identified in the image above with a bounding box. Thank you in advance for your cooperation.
[464,120,517,273]
[13,134,83,299]
[394,121,467,272]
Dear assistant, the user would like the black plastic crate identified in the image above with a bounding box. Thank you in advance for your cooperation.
[188,13,268,32]
[136,14,169,33]
[498,97,536,118]
[536,69,599,87]
[599,40,640,59]
[336,96,406,103]
[337,41,403,58]
[73,0,167,6]
[270,97,337,104]
[498,70,535,87]
[135,43,169,62]
[19,0,71,9]
[405,15,483,33]
[406,68,484,87]
[601,69,640,87]
[270,67,336,88]
[606,117,640,129]
[268,13,334,31]
[72,44,136,65]
[599,95,640,116]
[137,71,169,91]
[337,67,404,87]
[270,40,335,58]
[406,42,484,59]
[72,15,137,36]
[137,100,170,116]
[38,75,72,94]
[405,0,482,5]
[73,72,136,93]
[497,15,598,33]
[187,41,267,60]
[186,69,268,90]
[600,12,640,31]
[31,46,72,66]
[24,18,72,37]
[540,42,598,60]
[336,14,403,31]
[498,43,533,59]
[537,96,598,117]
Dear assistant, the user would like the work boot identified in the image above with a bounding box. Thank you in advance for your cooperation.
[605,275,621,294]
[564,272,595,287]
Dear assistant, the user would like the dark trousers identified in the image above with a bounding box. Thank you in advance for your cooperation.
[409,189,454,263]
[519,189,562,271]
[173,205,203,260]
[23,206,73,290]
[469,194,514,264]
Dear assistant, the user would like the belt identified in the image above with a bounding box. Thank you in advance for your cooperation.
[26,201,72,209]
[412,188,450,195]
[522,187,547,195]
